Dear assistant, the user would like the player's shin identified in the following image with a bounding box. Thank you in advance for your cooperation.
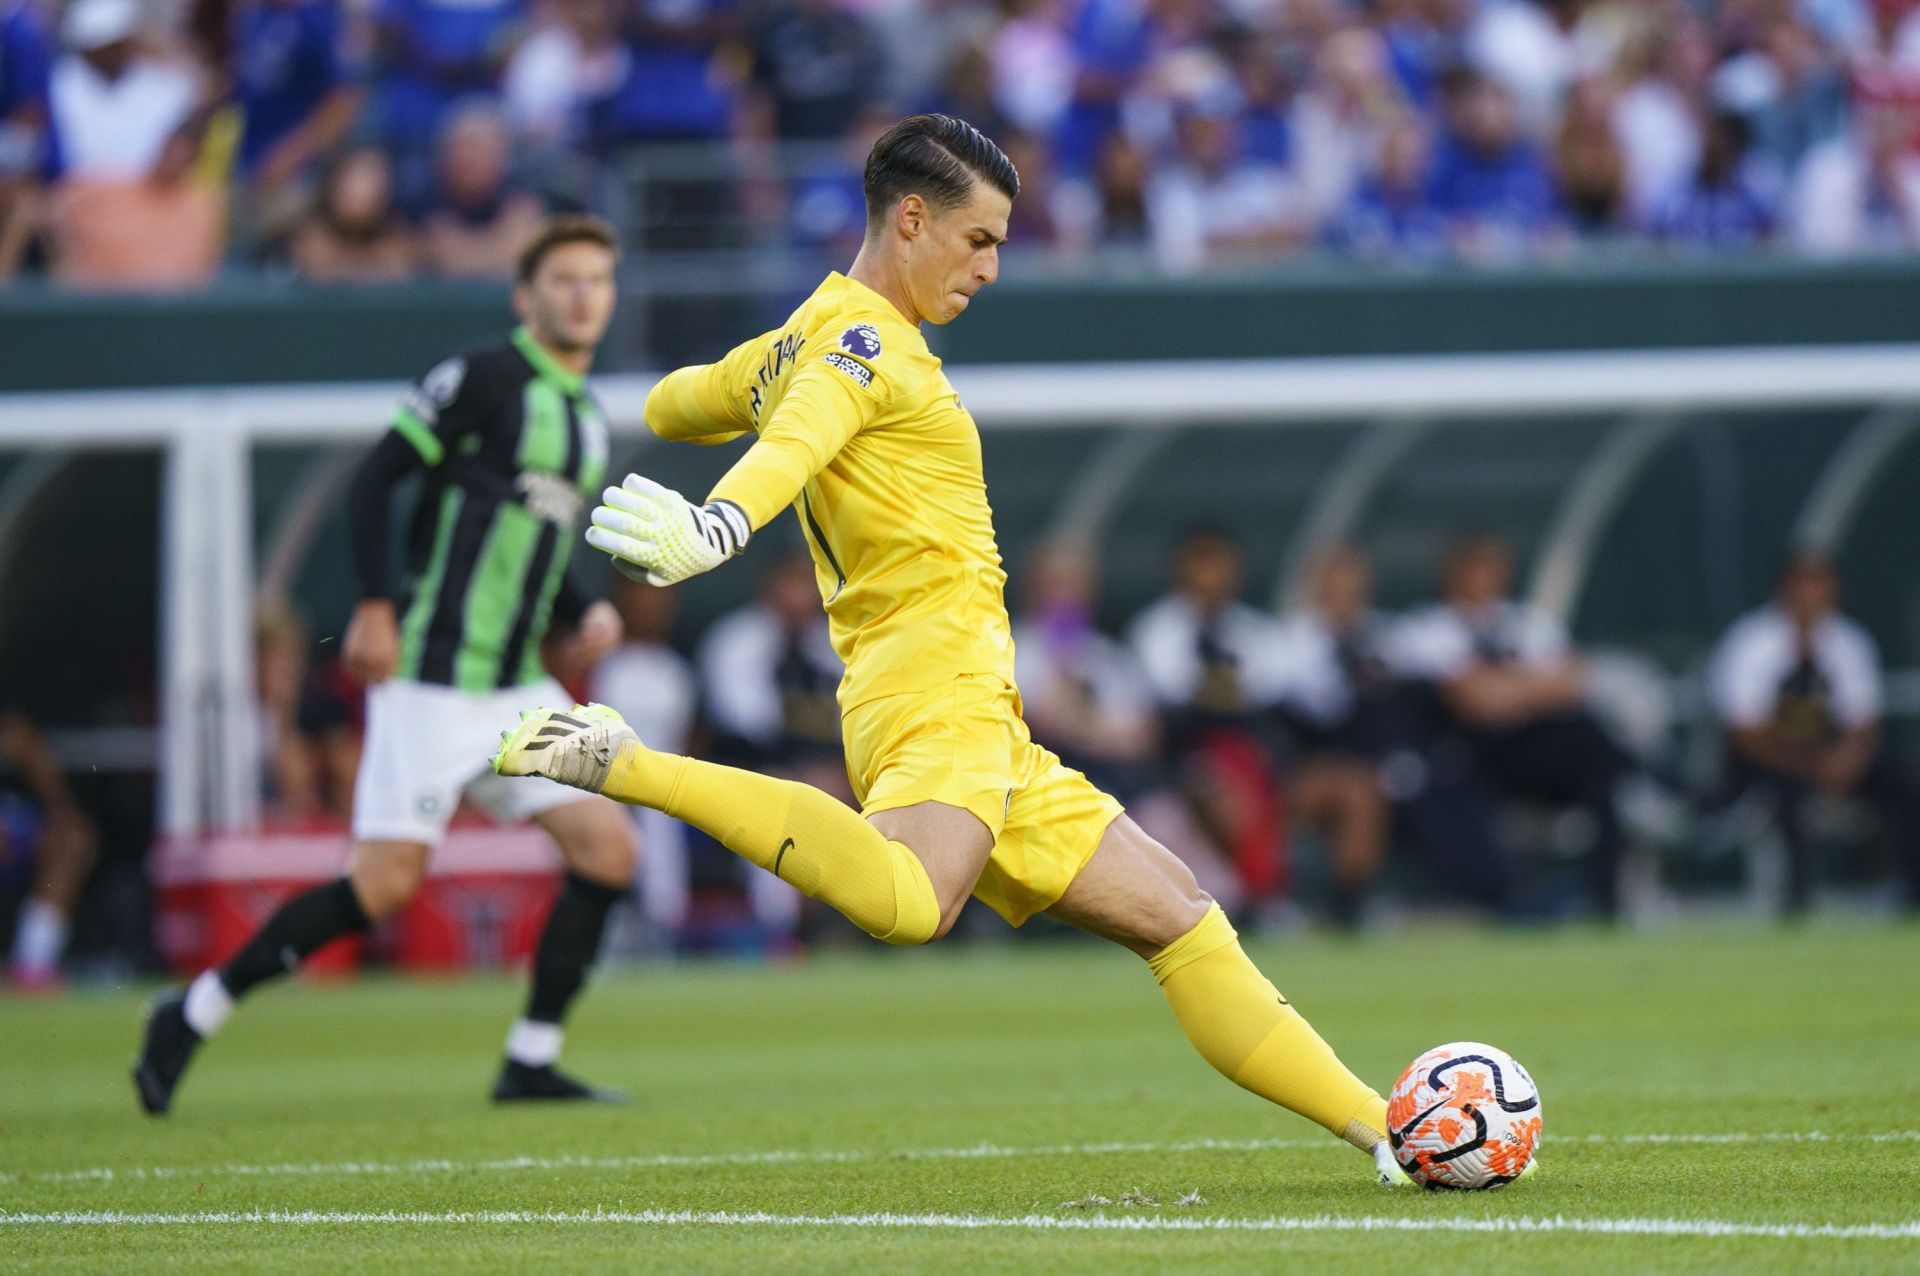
[603,747,941,946]
[1148,904,1389,1151]
[189,879,373,1034]
[511,872,625,1061]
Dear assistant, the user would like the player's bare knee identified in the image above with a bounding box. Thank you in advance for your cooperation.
[347,849,425,921]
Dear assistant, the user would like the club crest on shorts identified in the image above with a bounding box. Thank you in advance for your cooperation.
[838,324,882,360]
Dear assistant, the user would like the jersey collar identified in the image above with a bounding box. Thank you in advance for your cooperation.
[511,326,586,395]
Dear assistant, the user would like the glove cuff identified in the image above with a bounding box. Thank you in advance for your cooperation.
[705,499,752,558]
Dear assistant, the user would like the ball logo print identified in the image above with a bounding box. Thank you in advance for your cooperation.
[838,325,882,360]
[1387,1042,1542,1189]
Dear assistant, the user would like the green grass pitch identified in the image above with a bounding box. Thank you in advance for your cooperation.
[4,923,1918,1273]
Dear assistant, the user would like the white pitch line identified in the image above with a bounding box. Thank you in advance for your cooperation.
[11,1129,1918,1188]
[2,1208,1918,1242]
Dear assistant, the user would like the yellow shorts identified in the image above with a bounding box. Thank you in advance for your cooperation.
[842,674,1125,926]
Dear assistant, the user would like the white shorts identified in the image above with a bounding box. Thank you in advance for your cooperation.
[352,677,588,844]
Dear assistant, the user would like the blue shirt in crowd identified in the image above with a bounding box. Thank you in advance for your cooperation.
[376,0,523,145]
[234,0,352,173]
[1426,135,1561,236]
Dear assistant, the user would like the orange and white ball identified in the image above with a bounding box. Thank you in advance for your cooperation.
[1387,1042,1542,1189]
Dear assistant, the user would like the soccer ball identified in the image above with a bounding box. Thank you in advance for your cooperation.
[1387,1042,1542,1189]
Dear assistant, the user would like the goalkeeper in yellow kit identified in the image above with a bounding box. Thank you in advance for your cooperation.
[494,114,1409,1185]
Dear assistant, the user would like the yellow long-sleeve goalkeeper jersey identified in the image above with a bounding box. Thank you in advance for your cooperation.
[643,271,1015,711]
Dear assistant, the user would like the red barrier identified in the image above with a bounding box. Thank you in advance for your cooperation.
[150,820,562,977]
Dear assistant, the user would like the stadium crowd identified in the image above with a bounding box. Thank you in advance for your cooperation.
[5,0,1920,286]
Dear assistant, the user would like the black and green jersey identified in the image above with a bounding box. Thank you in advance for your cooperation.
[385,327,610,690]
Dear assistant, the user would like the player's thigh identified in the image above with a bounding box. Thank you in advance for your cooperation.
[867,799,995,929]
[845,675,1018,920]
[352,679,473,845]
[346,838,432,919]
[534,796,638,888]
[1044,814,1212,958]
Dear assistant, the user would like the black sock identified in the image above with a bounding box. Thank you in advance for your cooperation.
[218,878,370,999]
[524,873,624,1026]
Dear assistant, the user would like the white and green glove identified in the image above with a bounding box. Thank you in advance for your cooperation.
[585,473,751,586]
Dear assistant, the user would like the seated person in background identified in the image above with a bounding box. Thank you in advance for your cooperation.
[3,708,98,990]
[289,146,418,283]
[1272,545,1515,926]
[420,103,547,279]
[1130,528,1292,917]
[1708,550,1920,916]
[255,599,325,823]
[1013,541,1159,797]
[43,0,222,290]
[1389,534,1636,919]
[696,552,849,942]
[1016,541,1242,913]
[587,576,699,943]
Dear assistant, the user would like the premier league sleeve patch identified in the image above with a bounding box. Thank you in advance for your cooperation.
[838,324,883,360]
[823,352,874,388]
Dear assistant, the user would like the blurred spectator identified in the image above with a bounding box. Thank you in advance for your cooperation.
[1466,0,1608,131]
[256,600,325,822]
[42,0,222,290]
[787,106,892,254]
[0,0,50,279]
[1056,128,1152,253]
[1000,126,1061,246]
[1389,534,1637,918]
[1147,94,1302,273]
[2,710,98,990]
[917,32,1008,135]
[992,0,1076,138]
[1373,0,1470,111]
[1290,25,1402,226]
[1612,18,1709,225]
[1272,546,1516,924]
[744,0,886,142]
[505,0,623,146]
[1053,0,1161,175]
[1017,539,1244,908]
[230,0,362,200]
[588,578,700,941]
[1130,528,1292,912]
[696,553,847,941]
[1329,113,1446,258]
[1223,32,1292,168]
[1653,111,1776,250]
[419,103,545,278]
[1013,542,1159,795]
[1554,74,1626,238]
[290,146,418,282]
[578,0,738,151]
[1790,100,1920,254]
[1712,15,1849,190]
[1708,550,1920,915]
[373,0,524,157]
[1426,69,1564,259]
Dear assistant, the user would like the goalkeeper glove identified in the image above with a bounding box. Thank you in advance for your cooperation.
[585,473,751,586]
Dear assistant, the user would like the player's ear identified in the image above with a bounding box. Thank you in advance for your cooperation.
[898,194,927,240]
[509,282,531,322]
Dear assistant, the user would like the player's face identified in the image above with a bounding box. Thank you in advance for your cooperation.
[908,183,1010,325]
[515,241,618,354]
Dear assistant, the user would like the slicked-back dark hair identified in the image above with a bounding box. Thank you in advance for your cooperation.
[863,114,1019,231]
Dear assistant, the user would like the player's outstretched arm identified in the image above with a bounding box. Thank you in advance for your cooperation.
[586,474,751,586]
[645,362,751,446]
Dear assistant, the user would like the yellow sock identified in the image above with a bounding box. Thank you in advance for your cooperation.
[1150,905,1388,1150]
[601,744,941,945]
